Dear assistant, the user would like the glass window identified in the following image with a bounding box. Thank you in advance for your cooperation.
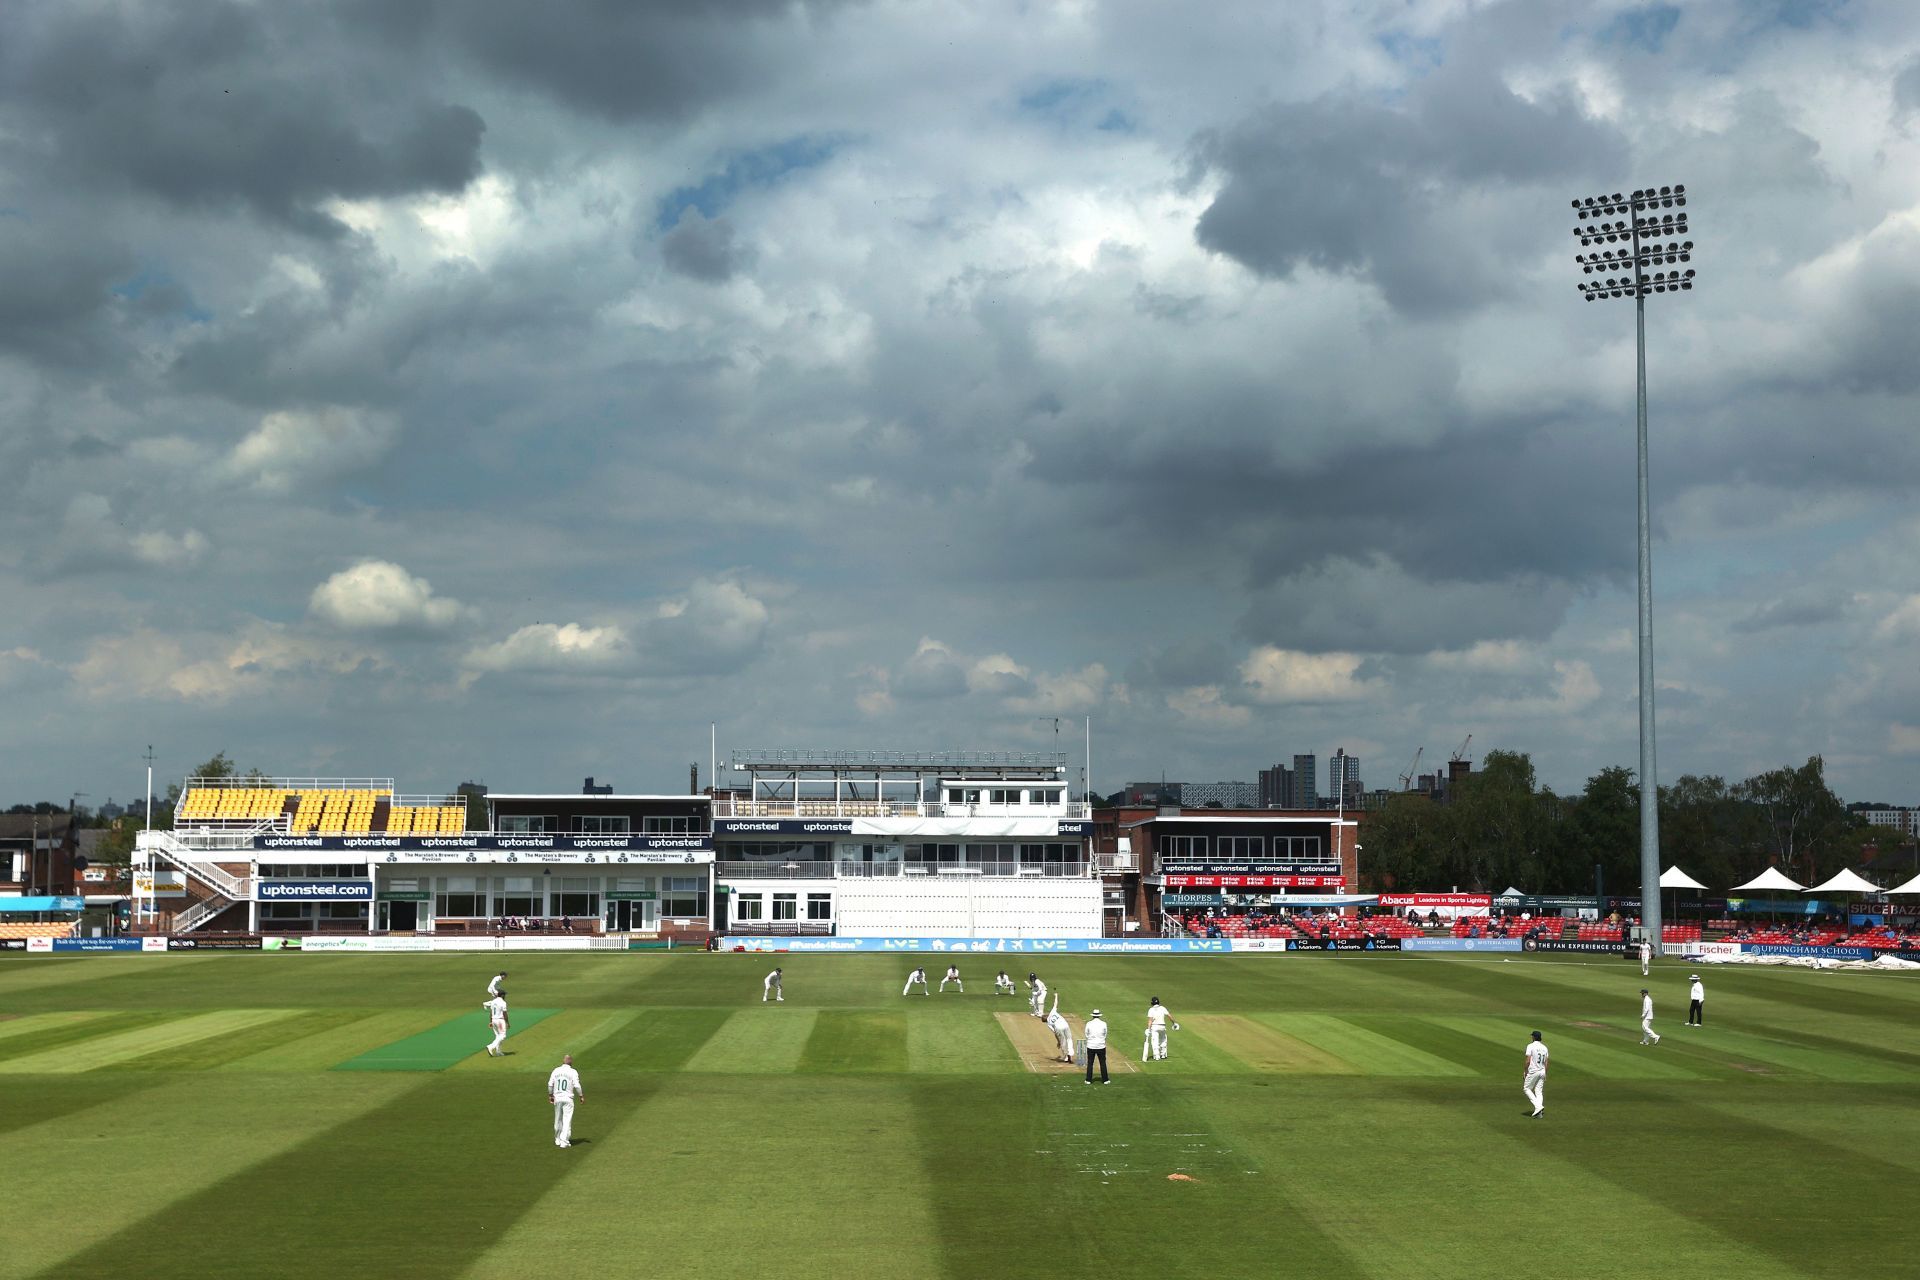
[1158,834,1209,860]
[436,892,486,917]
[734,894,764,921]
[663,876,707,917]
[263,902,309,920]
[323,902,366,920]
[642,815,694,834]
[579,815,631,834]
[990,789,1021,805]
[772,893,798,921]
[499,815,551,834]
[555,892,599,916]
[1219,836,1265,858]
[806,893,833,921]
[496,894,540,916]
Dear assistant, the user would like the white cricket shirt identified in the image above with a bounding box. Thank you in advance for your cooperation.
[487,973,505,996]
[1147,1005,1169,1028]
[1690,980,1704,1002]
[1525,1041,1549,1073]
[1641,995,1655,1019]
[547,1065,581,1099]
[1083,1017,1108,1049]
[485,996,508,1022]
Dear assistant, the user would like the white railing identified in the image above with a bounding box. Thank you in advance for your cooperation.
[714,798,1093,821]
[139,831,249,897]
[172,895,237,932]
[1094,851,1135,872]
[717,859,1092,880]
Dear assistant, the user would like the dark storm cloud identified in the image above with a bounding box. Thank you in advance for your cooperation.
[427,0,848,124]
[1899,58,1920,116]
[659,209,755,282]
[1,0,484,235]
[0,226,133,363]
[1190,65,1627,313]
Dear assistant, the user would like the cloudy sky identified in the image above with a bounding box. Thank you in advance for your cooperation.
[5,0,1920,808]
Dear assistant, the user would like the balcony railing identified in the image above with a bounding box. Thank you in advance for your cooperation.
[712,797,1092,820]
[717,860,1092,880]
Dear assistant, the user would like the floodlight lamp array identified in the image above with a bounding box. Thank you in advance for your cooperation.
[1576,269,1694,301]
[1571,185,1686,219]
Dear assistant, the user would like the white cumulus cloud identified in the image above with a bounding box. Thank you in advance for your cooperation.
[463,622,634,674]
[309,561,469,632]
[1239,647,1384,704]
[224,407,398,493]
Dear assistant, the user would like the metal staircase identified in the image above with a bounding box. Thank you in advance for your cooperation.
[136,830,253,932]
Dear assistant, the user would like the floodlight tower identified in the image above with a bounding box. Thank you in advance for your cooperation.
[1572,184,1695,948]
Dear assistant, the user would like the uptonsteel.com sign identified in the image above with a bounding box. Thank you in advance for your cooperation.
[256,880,373,902]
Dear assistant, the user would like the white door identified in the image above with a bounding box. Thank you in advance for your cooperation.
[637,898,658,932]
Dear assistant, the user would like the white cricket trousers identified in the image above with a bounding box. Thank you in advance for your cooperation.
[1524,1070,1545,1114]
[905,977,927,995]
[1143,1026,1168,1060]
[1641,1017,1660,1044]
[488,1019,507,1054]
[939,977,962,992]
[1054,1027,1075,1061]
[553,1098,575,1146]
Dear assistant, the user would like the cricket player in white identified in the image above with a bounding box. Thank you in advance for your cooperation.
[484,993,509,1056]
[1687,974,1705,1026]
[903,965,930,996]
[1638,938,1652,976]
[487,970,507,997]
[1045,993,1075,1062]
[1142,996,1176,1061]
[1028,973,1047,1018]
[547,1054,583,1148]
[1523,1030,1548,1117]
[939,965,963,993]
[995,970,1016,995]
[1639,988,1661,1044]
[763,967,784,1002]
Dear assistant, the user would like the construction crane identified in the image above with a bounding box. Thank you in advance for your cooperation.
[1451,734,1473,764]
[1398,747,1423,791]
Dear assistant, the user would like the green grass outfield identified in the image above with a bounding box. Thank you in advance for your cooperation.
[1,951,1916,1280]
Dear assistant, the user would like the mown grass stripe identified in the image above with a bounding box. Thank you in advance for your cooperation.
[0,1011,176,1064]
[1431,1016,1707,1081]
[0,1010,298,1074]
[42,1075,671,1280]
[218,1009,454,1073]
[558,1008,729,1073]
[799,1010,908,1073]
[906,1007,1017,1073]
[1265,1013,1480,1077]
[1663,1025,1915,1083]
[0,1011,114,1045]
[1184,1013,1358,1074]
[117,1009,370,1072]
[2,1074,419,1278]
[1204,1078,1811,1280]
[465,1075,947,1280]
[334,1009,557,1072]
[681,1008,817,1074]
[0,1074,164,1140]
[446,1009,636,1074]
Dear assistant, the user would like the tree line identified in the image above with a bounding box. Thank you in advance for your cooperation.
[1357,750,1888,895]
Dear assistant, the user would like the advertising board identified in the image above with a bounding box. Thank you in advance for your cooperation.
[721,936,1236,954]
[1521,939,1628,954]
[256,880,373,902]
[133,871,187,898]
[1399,937,1523,953]
[1292,937,1402,951]
[1376,893,1492,909]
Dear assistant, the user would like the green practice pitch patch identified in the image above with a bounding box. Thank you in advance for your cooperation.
[334,1008,557,1071]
